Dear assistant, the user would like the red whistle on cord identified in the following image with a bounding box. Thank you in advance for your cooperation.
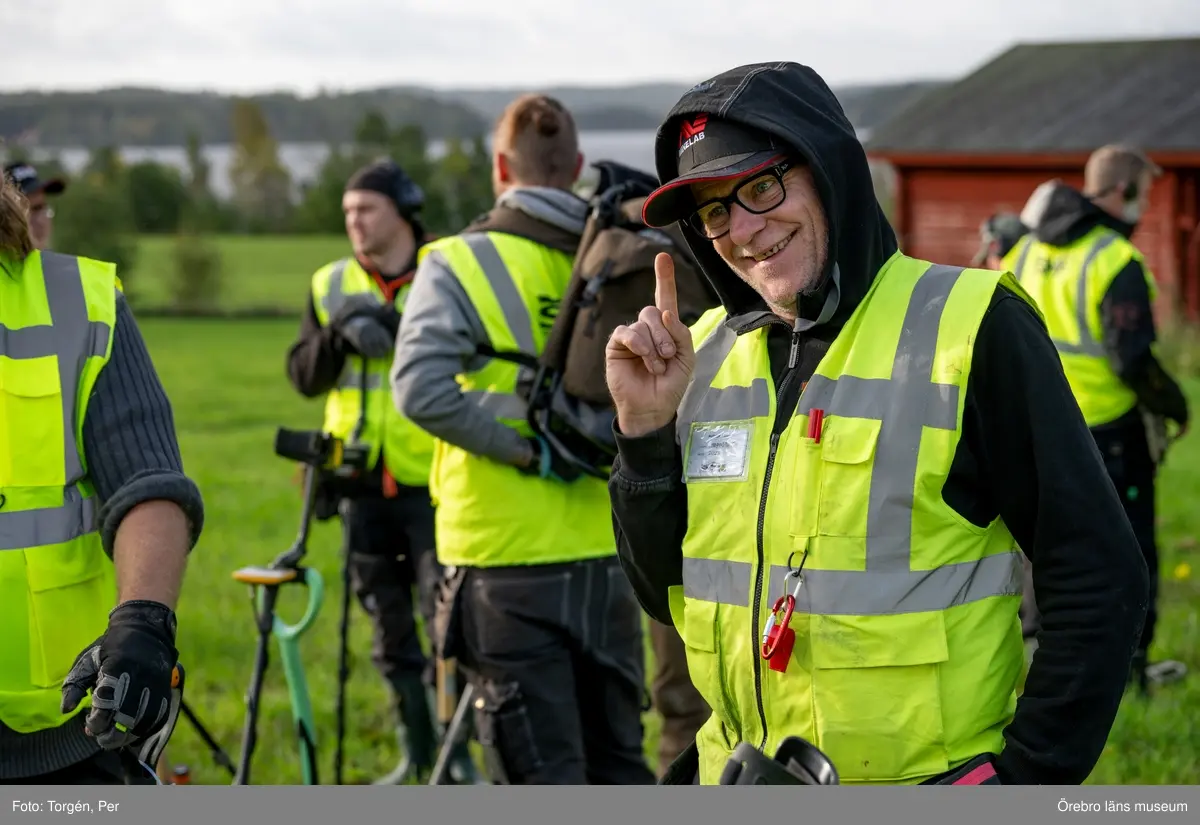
[808,408,824,443]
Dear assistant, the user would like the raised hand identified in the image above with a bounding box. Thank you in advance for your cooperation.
[605,252,696,438]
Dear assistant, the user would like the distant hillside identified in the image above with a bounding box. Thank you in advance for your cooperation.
[0,80,944,149]
[420,82,690,127]
[0,87,490,148]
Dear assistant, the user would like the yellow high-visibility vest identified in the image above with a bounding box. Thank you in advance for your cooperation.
[415,231,615,567]
[673,252,1031,784]
[310,257,434,487]
[0,250,118,734]
[1008,227,1156,427]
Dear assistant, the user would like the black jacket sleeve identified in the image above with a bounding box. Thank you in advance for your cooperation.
[83,292,205,557]
[608,422,687,627]
[286,292,348,398]
[962,289,1149,785]
[1100,260,1189,424]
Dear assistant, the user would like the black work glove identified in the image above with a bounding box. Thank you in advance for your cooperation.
[376,306,402,338]
[338,316,395,359]
[330,293,383,328]
[517,436,583,483]
[60,600,178,751]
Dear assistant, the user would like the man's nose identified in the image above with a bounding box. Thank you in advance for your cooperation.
[727,204,766,248]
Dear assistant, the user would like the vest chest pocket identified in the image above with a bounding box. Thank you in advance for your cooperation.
[0,357,65,489]
[24,541,113,688]
[809,611,949,782]
[817,417,880,538]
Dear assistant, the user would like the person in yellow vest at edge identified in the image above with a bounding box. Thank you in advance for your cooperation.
[0,169,204,784]
[604,61,1151,786]
[390,93,656,785]
[285,158,480,785]
[1005,146,1191,695]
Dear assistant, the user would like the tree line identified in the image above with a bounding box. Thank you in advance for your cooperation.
[1,99,497,312]
[0,87,488,147]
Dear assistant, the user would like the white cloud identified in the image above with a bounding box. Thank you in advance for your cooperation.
[2,0,1198,93]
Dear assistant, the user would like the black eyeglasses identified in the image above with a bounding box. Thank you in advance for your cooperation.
[687,158,794,239]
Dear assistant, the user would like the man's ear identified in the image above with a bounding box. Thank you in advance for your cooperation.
[572,152,584,181]
[496,152,512,184]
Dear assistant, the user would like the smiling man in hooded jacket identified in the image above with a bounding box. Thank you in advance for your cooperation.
[604,61,1149,786]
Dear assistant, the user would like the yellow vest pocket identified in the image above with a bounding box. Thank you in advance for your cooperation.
[810,610,950,782]
[24,542,113,688]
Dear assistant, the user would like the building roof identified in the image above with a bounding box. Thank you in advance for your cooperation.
[865,37,1200,155]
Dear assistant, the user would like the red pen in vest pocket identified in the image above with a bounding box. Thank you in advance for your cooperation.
[808,408,824,442]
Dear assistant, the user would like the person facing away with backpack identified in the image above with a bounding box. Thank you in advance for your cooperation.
[390,93,656,785]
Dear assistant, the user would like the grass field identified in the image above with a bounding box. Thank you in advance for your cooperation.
[127,234,348,313]
[130,233,1200,786]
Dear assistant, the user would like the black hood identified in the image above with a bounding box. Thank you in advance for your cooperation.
[1024,180,1136,248]
[652,61,898,334]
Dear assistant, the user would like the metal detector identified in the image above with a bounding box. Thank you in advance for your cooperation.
[229,425,340,785]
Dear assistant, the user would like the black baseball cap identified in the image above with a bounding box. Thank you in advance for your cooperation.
[3,162,66,197]
[642,116,789,228]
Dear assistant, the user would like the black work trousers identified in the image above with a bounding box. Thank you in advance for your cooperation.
[0,749,157,785]
[1092,416,1159,653]
[456,556,657,785]
[340,486,444,691]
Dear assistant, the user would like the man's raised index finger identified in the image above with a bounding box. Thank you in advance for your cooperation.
[654,252,678,317]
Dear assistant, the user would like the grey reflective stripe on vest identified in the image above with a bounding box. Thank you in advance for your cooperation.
[455,233,537,419]
[680,263,1023,615]
[683,553,1023,617]
[0,487,99,552]
[675,323,770,446]
[322,259,384,393]
[461,233,537,355]
[1010,236,1033,282]
[336,370,384,390]
[1050,234,1118,357]
[0,252,107,550]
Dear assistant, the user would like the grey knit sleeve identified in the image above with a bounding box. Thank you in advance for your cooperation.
[81,292,205,557]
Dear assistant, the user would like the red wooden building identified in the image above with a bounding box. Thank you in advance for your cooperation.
[865,37,1200,323]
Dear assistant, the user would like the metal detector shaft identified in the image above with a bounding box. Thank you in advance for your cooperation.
[334,500,354,786]
[234,584,279,785]
[428,682,476,786]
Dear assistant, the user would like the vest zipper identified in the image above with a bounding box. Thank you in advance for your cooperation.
[751,321,804,751]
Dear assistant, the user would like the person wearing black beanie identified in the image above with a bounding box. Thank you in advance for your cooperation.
[284,158,481,785]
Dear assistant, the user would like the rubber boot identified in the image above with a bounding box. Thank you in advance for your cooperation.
[373,675,438,785]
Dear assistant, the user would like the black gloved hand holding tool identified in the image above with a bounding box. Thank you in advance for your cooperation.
[338,316,395,359]
[330,294,396,359]
[60,600,179,751]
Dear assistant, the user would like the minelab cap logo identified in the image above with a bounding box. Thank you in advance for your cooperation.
[678,114,708,157]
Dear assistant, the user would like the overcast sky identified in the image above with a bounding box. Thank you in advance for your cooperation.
[4,0,1199,94]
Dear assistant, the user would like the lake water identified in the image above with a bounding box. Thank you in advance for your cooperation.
[39,130,663,201]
